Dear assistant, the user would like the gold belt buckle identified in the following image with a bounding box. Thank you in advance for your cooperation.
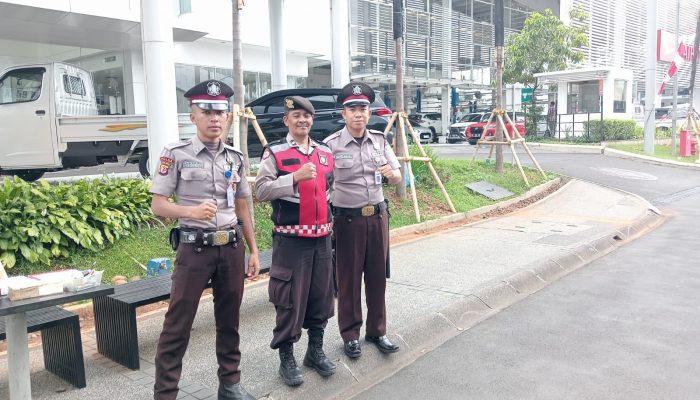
[361,205,375,217]
[212,230,229,246]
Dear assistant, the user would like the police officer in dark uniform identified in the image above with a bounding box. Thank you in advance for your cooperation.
[324,82,402,359]
[150,80,260,400]
[255,96,336,386]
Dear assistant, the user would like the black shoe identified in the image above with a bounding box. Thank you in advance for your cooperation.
[218,382,255,400]
[344,339,362,358]
[365,335,400,353]
[303,328,336,377]
[278,342,304,386]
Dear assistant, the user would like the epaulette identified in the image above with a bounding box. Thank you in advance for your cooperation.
[164,139,191,151]
[222,142,244,156]
[368,129,386,137]
[323,131,341,144]
[266,139,288,153]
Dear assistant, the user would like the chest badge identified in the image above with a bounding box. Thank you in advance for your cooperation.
[319,154,328,166]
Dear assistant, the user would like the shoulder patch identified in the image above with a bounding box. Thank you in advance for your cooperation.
[261,148,271,160]
[158,156,174,175]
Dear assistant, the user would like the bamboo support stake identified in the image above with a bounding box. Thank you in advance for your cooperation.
[403,114,456,212]
[398,115,421,222]
[503,112,547,178]
[231,103,241,148]
[383,112,399,136]
[244,108,268,147]
[397,156,432,162]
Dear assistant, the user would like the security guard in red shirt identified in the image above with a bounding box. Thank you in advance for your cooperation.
[150,80,260,400]
[324,82,402,359]
[255,96,336,386]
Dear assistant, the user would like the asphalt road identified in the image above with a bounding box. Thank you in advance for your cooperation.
[352,151,700,399]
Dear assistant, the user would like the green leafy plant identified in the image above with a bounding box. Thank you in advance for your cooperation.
[0,177,155,268]
[582,119,639,142]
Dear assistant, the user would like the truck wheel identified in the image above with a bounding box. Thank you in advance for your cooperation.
[138,152,150,178]
[15,169,45,182]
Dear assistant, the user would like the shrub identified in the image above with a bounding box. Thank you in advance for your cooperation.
[582,119,639,142]
[0,177,154,268]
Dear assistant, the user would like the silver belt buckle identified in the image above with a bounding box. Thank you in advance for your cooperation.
[361,205,375,217]
[212,230,229,246]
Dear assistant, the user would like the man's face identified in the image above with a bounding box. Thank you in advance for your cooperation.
[190,106,229,141]
[283,109,314,137]
[341,105,371,131]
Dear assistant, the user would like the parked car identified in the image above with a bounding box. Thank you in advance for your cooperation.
[447,112,489,143]
[466,111,526,145]
[408,112,443,140]
[246,88,393,158]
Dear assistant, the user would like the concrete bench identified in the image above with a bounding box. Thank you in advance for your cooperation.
[0,306,85,388]
[93,250,271,370]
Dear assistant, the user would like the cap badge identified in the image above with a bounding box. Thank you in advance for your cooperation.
[285,98,295,109]
[207,81,221,96]
[352,85,362,95]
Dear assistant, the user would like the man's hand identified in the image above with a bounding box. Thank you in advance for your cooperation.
[190,202,217,220]
[293,163,317,183]
[378,164,394,178]
[247,252,260,278]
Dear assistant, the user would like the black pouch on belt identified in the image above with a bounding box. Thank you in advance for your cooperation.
[169,227,180,251]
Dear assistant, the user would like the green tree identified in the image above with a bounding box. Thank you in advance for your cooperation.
[504,8,589,134]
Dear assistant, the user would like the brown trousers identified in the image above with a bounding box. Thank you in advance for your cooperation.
[334,209,389,342]
[153,228,245,400]
[268,234,334,349]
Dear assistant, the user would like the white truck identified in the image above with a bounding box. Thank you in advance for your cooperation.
[0,62,195,181]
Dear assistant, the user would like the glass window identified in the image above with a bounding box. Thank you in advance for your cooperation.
[473,0,492,23]
[304,94,337,110]
[0,67,44,104]
[179,0,192,15]
[63,75,86,96]
[567,81,601,114]
[260,97,285,114]
[614,79,627,113]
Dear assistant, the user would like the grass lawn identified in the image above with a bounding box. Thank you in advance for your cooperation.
[9,159,555,281]
[607,143,699,164]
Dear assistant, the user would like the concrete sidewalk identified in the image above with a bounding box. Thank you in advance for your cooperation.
[0,179,662,400]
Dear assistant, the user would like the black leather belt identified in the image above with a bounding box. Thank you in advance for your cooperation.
[333,202,387,217]
[180,228,238,246]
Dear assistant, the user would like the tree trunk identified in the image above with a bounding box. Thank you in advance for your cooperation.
[232,0,254,223]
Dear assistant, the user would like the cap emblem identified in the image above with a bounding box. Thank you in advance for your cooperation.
[352,85,362,95]
[207,81,221,96]
[285,98,295,109]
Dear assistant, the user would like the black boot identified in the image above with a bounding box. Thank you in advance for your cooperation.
[303,328,336,377]
[218,382,255,400]
[279,342,303,386]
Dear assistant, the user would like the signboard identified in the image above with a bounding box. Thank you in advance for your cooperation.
[521,88,533,103]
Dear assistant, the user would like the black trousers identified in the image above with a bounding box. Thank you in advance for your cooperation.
[334,210,389,342]
[268,234,334,349]
[153,227,245,400]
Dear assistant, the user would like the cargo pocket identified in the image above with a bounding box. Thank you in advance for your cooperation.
[268,266,293,309]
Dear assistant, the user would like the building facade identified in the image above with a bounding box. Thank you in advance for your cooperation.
[562,0,700,105]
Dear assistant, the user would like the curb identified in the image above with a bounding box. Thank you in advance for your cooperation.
[525,142,604,154]
[603,147,700,169]
[390,176,566,239]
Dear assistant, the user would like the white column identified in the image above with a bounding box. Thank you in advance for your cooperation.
[141,0,179,174]
[122,50,146,115]
[331,0,350,87]
[442,86,451,131]
[269,0,287,91]
[643,0,656,154]
[7,313,31,400]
